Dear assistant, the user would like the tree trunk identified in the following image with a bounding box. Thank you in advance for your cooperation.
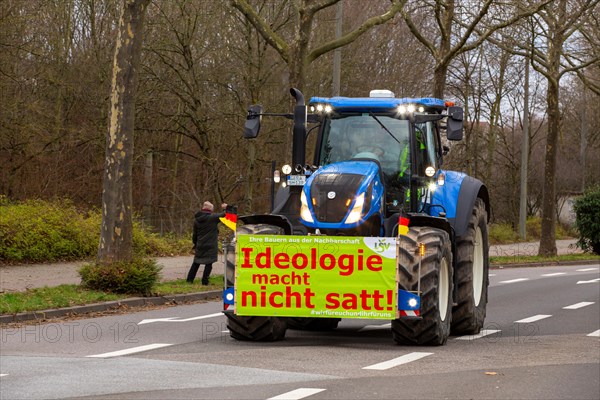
[98,0,150,264]
[538,78,560,256]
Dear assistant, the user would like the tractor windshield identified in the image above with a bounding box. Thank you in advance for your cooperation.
[318,115,410,177]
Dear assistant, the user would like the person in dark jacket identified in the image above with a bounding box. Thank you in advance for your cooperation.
[187,201,227,285]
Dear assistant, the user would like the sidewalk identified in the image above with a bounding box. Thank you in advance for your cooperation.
[0,239,586,293]
[0,256,224,293]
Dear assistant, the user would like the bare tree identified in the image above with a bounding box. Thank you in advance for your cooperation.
[400,0,551,98]
[527,0,599,256]
[98,0,151,263]
[229,0,405,91]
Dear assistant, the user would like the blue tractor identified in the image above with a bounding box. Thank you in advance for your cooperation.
[224,88,490,345]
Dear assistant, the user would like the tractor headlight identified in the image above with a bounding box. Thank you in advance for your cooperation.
[282,164,292,175]
[345,193,365,224]
[300,190,314,223]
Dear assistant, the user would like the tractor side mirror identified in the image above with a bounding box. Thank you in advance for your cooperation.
[446,106,463,141]
[243,105,263,139]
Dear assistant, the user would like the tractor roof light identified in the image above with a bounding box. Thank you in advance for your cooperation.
[397,103,422,116]
[311,103,333,114]
[425,166,436,177]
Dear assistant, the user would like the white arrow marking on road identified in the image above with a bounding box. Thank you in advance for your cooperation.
[577,278,600,285]
[87,343,173,358]
[455,329,501,340]
[363,352,433,370]
[587,330,600,337]
[137,317,178,325]
[515,315,552,323]
[268,388,326,400]
[576,268,598,272]
[542,272,567,277]
[359,323,392,332]
[499,278,529,284]
[563,302,595,310]
[138,312,223,325]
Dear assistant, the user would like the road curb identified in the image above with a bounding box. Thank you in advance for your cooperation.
[0,290,223,324]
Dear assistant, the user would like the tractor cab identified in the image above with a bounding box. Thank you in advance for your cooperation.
[302,90,463,235]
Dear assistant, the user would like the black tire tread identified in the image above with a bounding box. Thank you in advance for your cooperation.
[225,223,287,342]
[392,226,453,346]
[451,198,489,335]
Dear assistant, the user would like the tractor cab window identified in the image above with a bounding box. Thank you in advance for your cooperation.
[414,121,439,176]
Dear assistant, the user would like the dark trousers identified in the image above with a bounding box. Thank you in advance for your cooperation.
[187,262,213,284]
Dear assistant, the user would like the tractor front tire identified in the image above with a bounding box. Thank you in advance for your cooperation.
[392,227,453,346]
[451,198,489,335]
[225,223,288,341]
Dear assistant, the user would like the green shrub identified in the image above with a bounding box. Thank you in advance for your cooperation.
[489,223,519,244]
[573,186,600,255]
[79,258,162,295]
[0,198,101,262]
[0,198,191,263]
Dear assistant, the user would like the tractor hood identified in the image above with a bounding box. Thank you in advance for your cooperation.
[300,160,384,231]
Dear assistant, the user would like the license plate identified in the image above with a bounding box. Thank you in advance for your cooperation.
[287,175,306,186]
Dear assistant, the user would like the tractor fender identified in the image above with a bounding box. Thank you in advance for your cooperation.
[431,171,489,238]
[453,177,489,238]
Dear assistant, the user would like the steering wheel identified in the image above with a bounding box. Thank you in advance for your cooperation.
[355,144,385,158]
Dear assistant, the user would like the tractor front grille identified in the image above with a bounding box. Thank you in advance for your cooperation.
[310,173,365,223]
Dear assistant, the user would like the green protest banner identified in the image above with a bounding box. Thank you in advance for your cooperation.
[235,235,398,319]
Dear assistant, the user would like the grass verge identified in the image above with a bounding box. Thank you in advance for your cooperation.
[1,276,223,314]
[490,253,600,265]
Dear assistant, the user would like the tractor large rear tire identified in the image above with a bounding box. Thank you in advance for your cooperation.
[451,198,489,335]
[225,223,287,341]
[287,317,340,331]
[392,227,453,346]
[225,314,287,341]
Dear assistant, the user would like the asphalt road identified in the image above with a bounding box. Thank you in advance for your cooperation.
[1,264,598,399]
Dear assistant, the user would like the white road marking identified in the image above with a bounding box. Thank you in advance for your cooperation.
[267,388,326,400]
[0,374,8,377]
[498,278,529,284]
[542,272,567,277]
[455,329,501,340]
[359,323,391,332]
[488,273,497,277]
[138,312,223,325]
[576,267,598,272]
[577,278,600,285]
[515,315,552,323]
[363,352,433,370]
[563,302,595,310]
[86,343,173,358]
[587,330,600,337]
